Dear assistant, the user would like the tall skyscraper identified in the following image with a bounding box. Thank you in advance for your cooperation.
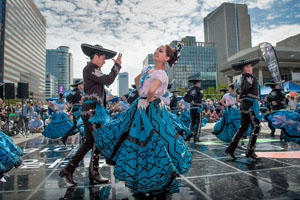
[0,0,46,100]
[143,54,155,66]
[167,36,217,90]
[118,72,129,96]
[204,3,251,83]
[45,72,58,98]
[46,46,73,93]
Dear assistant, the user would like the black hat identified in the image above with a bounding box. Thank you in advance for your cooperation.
[231,58,260,71]
[220,87,229,92]
[81,43,117,59]
[264,80,285,87]
[171,89,179,93]
[188,77,201,82]
[131,84,136,89]
[71,79,83,87]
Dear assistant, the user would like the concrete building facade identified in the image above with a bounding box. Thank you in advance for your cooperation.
[0,0,46,100]
[204,3,251,84]
[45,72,58,98]
[118,72,129,96]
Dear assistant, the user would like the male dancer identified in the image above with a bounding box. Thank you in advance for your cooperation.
[59,44,122,185]
[225,58,262,161]
[170,89,179,113]
[61,79,84,145]
[265,80,285,138]
[183,77,203,142]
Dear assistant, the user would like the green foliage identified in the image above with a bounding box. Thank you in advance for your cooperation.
[202,83,230,99]
[181,37,189,43]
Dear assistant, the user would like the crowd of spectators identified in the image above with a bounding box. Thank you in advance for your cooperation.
[1,91,299,137]
[0,99,49,136]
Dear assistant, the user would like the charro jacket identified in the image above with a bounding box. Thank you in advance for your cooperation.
[83,62,121,106]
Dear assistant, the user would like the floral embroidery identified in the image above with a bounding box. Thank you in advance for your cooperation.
[92,68,103,77]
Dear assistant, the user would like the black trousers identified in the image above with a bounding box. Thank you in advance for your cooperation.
[190,108,200,134]
[228,109,261,154]
[67,103,101,172]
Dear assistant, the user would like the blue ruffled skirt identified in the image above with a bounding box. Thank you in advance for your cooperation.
[76,117,85,137]
[42,112,73,139]
[178,110,191,128]
[0,131,23,174]
[168,111,192,140]
[213,107,252,142]
[177,109,207,132]
[265,110,300,144]
[93,98,192,194]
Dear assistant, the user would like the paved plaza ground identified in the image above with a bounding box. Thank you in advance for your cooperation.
[1,123,300,199]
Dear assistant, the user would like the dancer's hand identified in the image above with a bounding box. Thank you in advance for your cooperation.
[113,53,122,65]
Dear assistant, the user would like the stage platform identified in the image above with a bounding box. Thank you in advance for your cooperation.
[1,128,300,200]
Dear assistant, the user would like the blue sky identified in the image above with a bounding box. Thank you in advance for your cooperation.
[33,0,300,95]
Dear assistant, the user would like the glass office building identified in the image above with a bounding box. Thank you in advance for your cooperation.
[118,72,129,96]
[0,0,46,100]
[143,54,155,66]
[45,72,58,98]
[46,46,73,93]
[167,36,217,90]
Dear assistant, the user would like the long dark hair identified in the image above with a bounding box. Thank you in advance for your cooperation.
[58,93,64,100]
[165,45,175,66]
[165,43,184,67]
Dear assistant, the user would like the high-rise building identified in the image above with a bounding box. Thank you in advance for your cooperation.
[143,54,155,66]
[69,53,73,90]
[204,3,251,84]
[118,72,129,96]
[167,36,217,90]
[46,46,73,93]
[45,72,58,98]
[0,0,46,100]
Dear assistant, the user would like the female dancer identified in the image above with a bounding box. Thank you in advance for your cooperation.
[0,130,22,180]
[42,93,73,139]
[213,84,251,142]
[93,43,192,196]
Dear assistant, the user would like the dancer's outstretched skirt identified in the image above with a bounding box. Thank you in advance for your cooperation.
[265,110,300,144]
[0,131,23,174]
[42,112,73,139]
[213,107,252,142]
[93,98,192,194]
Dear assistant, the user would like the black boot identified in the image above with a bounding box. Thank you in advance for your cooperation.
[270,130,275,138]
[245,151,261,161]
[184,132,194,142]
[60,136,67,146]
[89,173,110,185]
[14,158,22,168]
[89,145,110,185]
[225,133,240,161]
[59,163,77,185]
[225,146,237,160]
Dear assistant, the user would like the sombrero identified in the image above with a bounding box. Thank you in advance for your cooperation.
[231,58,260,71]
[81,43,117,59]
[131,84,136,89]
[171,89,179,93]
[71,79,83,87]
[188,77,201,82]
[264,80,285,87]
[220,87,229,92]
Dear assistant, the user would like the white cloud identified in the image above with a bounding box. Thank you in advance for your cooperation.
[34,0,299,95]
[248,0,276,9]
[252,24,300,47]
